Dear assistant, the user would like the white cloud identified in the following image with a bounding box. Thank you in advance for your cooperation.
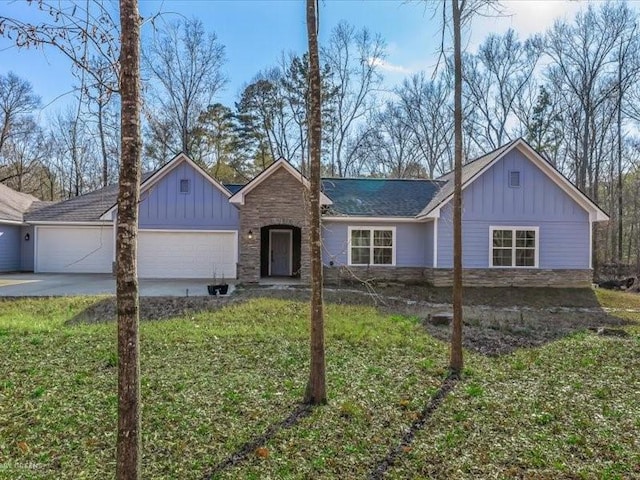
[369,57,414,75]
[470,0,587,46]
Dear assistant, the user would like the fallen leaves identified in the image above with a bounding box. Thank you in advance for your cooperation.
[255,447,269,459]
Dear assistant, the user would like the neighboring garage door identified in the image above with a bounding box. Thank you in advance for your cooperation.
[35,225,114,273]
[137,230,237,279]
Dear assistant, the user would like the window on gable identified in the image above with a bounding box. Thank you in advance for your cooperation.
[509,170,521,188]
[349,227,395,266]
[179,178,190,194]
[491,227,537,268]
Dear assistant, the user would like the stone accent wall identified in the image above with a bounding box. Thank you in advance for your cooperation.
[425,268,593,288]
[323,265,428,285]
[323,265,592,287]
[238,167,310,283]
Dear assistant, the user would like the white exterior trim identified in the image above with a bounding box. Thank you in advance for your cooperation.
[228,158,332,206]
[347,225,397,267]
[433,217,438,268]
[323,216,420,223]
[100,153,232,220]
[268,229,293,276]
[138,228,238,234]
[0,219,26,226]
[28,221,112,226]
[489,225,540,269]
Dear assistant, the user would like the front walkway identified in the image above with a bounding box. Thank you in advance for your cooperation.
[257,277,306,287]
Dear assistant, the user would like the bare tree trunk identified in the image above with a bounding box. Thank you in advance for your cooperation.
[117,1,142,478]
[304,0,327,405]
[450,0,464,376]
[617,46,624,264]
[98,99,109,187]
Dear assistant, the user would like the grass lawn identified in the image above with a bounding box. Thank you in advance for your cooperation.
[0,290,639,479]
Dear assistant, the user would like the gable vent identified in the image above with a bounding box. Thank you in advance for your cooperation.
[509,171,520,188]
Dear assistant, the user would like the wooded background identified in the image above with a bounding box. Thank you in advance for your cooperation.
[2,2,639,275]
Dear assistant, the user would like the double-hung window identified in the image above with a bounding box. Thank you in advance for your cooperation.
[348,227,395,266]
[490,227,538,268]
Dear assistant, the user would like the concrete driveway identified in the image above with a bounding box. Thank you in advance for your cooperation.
[0,273,234,297]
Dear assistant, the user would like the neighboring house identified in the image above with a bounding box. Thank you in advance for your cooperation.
[0,184,50,273]
[0,139,609,287]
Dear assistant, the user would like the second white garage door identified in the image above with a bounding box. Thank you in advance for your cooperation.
[137,230,237,279]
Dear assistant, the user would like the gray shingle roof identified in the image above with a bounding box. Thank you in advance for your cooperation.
[25,172,155,223]
[25,184,118,223]
[0,183,41,223]
[321,178,445,217]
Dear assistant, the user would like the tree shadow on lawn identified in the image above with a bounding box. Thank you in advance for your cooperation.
[201,402,313,479]
[368,375,459,480]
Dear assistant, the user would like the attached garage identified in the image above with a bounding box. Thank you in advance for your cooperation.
[137,230,237,279]
[35,225,114,273]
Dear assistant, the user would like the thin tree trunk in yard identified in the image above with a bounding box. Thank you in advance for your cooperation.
[98,100,109,187]
[617,44,624,264]
[117,1,142,478]
[449,0,464,376]
[304,0,327,405]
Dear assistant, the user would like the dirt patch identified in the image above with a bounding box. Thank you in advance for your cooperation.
[66,285,637,357]
[416,307,632,356]
[67,286,383,325]
[67,296,235,325]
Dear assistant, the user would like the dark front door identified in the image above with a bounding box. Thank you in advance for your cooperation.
[270,230,291,276]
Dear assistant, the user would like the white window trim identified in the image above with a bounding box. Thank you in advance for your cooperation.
[489,226,539,268]
[347,226,396,267]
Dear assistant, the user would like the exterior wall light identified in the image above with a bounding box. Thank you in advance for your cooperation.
[24,233,30,241]
[248,230,253,240]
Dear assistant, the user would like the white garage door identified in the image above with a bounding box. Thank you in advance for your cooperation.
[138,230,237,279]
[36,225,114,273]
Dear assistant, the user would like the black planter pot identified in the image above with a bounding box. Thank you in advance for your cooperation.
[207,284,229,296]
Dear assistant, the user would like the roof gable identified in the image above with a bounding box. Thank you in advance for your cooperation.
[229,158,332,205]
[100,153,230,220]
[418,139,609,222]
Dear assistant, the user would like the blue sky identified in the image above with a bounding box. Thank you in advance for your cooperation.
[0,0,603,117]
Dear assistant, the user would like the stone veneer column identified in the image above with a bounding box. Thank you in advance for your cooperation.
[238,167,310,283]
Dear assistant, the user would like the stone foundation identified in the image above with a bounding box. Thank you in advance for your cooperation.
[321,265,593,288]
[425,268,593,288]
[323,265,428,285]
